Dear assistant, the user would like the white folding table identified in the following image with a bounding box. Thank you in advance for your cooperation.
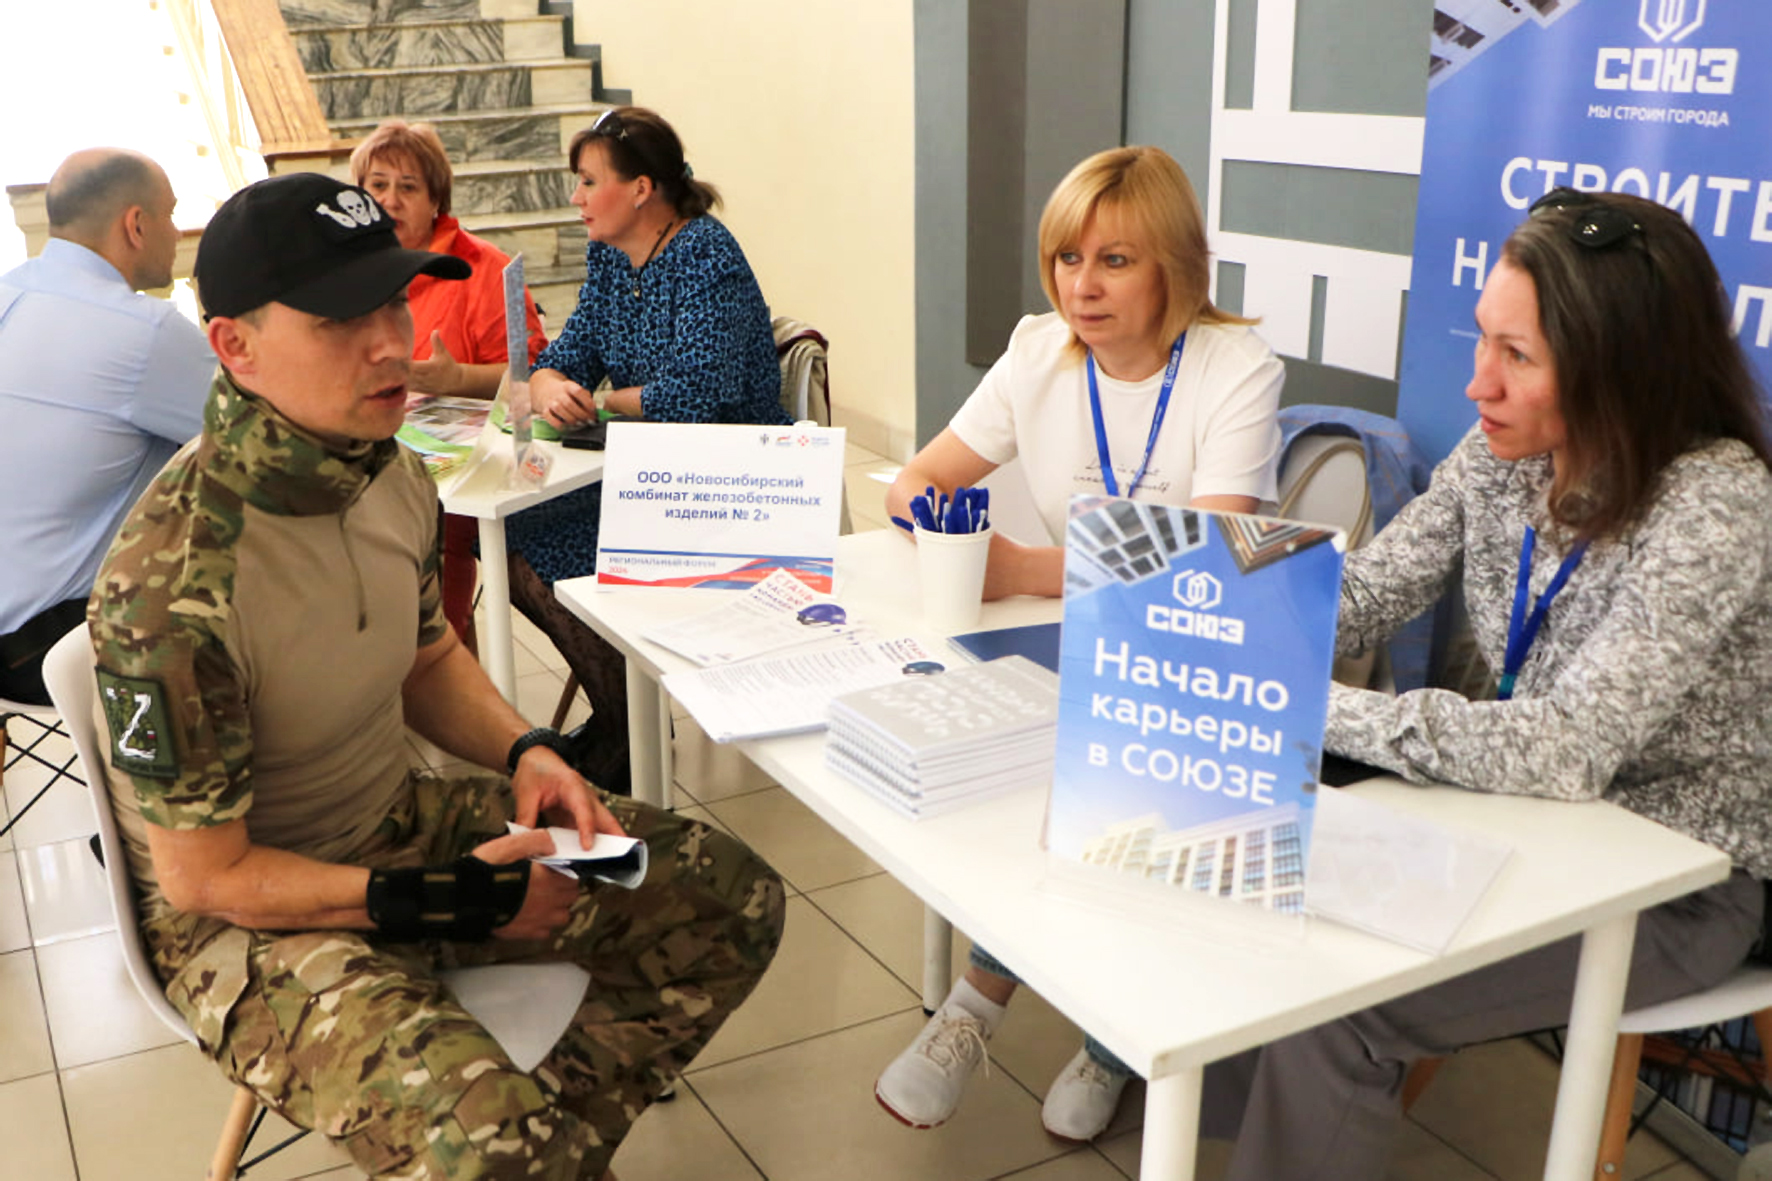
[556,529,1730,1180]
[440,428,604,703]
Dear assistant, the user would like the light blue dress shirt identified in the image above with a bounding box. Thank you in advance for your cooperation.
[0,239,214,634]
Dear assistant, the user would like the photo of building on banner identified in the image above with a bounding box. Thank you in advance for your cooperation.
[1048,498,1344,915]
[1401,0,1772,464]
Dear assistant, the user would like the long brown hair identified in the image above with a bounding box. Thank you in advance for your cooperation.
[1503,191,1771,539]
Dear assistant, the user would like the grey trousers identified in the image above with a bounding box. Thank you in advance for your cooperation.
[1200,870,1763,1181]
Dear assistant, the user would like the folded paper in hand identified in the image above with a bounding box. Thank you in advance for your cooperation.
[507,823,649,890]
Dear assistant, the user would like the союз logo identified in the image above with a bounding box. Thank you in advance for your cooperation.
[1148,569,1243,644]
[1171,570,1222,612]
[1595,0,1734,95]
[1638,0,1706,45]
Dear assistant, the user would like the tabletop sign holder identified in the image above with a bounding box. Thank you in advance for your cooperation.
[1046,497,1344,920]
[502,253,548,490]
[594,420,846,591]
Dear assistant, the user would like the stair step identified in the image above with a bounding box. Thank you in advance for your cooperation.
[294,16,565,72]
[433,157,574,217]
[311,59,593,121]
[280,0,480,26]
[457,205,584,270]
[331,101,610,162]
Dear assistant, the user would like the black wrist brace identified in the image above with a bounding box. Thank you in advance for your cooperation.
[366,856,531,941]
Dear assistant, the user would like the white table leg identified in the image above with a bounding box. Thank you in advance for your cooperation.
[922,906,952,1013]
[627,661,667,809]
[655,680,674,812]
[1543,913,1637,1181]
[1141,1067,1202,1180]
[476,519,516,704]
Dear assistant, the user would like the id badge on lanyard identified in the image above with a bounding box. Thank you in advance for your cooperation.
[1498,525,1587,700]
[1087,333,1186,498]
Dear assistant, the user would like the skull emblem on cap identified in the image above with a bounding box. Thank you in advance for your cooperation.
[315,189,384,230]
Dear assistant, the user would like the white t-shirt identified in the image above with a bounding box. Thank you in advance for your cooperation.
[948,312,1284,543]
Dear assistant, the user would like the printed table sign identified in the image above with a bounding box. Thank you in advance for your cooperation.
[596,421,846,590]
[1048,498,1344,914]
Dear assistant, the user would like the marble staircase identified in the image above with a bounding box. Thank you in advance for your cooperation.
[278,0,605,322]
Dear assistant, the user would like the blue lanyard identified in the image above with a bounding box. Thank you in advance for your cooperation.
[1498,526,1587,701]
[1086,333,1186,498]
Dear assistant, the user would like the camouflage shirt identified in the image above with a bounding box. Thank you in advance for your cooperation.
[88,369,447,912]
[1329,427,1772,877]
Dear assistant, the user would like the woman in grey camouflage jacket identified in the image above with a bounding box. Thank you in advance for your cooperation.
[1205,189,1772,1180]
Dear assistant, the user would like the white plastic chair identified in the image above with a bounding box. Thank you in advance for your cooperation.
[1404,964,1772,1177]
[1276,433,1381,688]
[772,315,829,426]
[1595,966,1772,1177]
[0,693,81,841]
[1276,433,1373,545]
[41,626,592,1181]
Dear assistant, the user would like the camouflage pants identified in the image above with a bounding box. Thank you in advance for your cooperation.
[142,773,786,1180]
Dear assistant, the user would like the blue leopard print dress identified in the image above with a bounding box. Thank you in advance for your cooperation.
[508,215,787,582]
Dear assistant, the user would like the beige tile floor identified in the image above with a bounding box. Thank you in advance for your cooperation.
[0,441,1716,1180]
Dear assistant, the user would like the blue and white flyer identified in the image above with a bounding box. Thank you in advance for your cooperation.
[596,421,846,591]
[1048,498,1344,914]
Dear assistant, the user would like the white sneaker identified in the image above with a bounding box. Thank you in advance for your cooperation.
[1041,1047,1130,1141]
[874,1002,993,1128]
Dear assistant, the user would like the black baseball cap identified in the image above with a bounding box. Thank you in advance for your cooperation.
[194,172,470,319]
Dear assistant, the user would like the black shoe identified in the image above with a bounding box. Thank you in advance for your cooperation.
[562,723,633,797]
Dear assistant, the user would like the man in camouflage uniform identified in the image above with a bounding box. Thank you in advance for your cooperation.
[86,173,785,1180]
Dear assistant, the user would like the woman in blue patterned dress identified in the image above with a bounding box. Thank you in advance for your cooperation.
[508,106,787,794]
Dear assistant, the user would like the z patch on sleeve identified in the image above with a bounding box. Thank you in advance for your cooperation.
[96,670,179,779]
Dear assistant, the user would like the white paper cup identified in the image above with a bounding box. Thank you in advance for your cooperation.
[915,524,993,634]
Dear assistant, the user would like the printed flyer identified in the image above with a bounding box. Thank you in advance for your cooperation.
[1048,498,1344,914]
[595,421,846,590]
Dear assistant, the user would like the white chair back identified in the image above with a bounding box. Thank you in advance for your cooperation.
[42,625,199,1045]
[1277,434,1372,545]
[41,626,589,1073]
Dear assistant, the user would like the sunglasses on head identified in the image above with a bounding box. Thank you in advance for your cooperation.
[1528,187,1643,250]
[588,108,628,140]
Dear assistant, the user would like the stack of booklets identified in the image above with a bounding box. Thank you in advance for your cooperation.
[825,655,1060,819]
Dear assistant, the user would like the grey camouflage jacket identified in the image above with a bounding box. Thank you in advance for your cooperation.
[1327,425,1772,877]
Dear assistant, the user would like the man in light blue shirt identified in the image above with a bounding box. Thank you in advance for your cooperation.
[0,148,213,703]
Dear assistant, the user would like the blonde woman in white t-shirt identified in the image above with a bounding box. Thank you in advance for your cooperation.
[877,146,1285,1139]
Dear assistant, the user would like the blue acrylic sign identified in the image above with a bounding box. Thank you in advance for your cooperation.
[1048,499,1344,915]
[1399,0,1772,464]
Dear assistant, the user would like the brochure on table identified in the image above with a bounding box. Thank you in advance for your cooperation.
[595,421,845,591]
[1303,788,1512,954]
[663,636,949,743]
[397,394,490,480]
[1048,498,1344,917]
[642,569,871,666]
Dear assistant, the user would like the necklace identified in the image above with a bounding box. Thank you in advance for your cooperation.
[631,218,676,298]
